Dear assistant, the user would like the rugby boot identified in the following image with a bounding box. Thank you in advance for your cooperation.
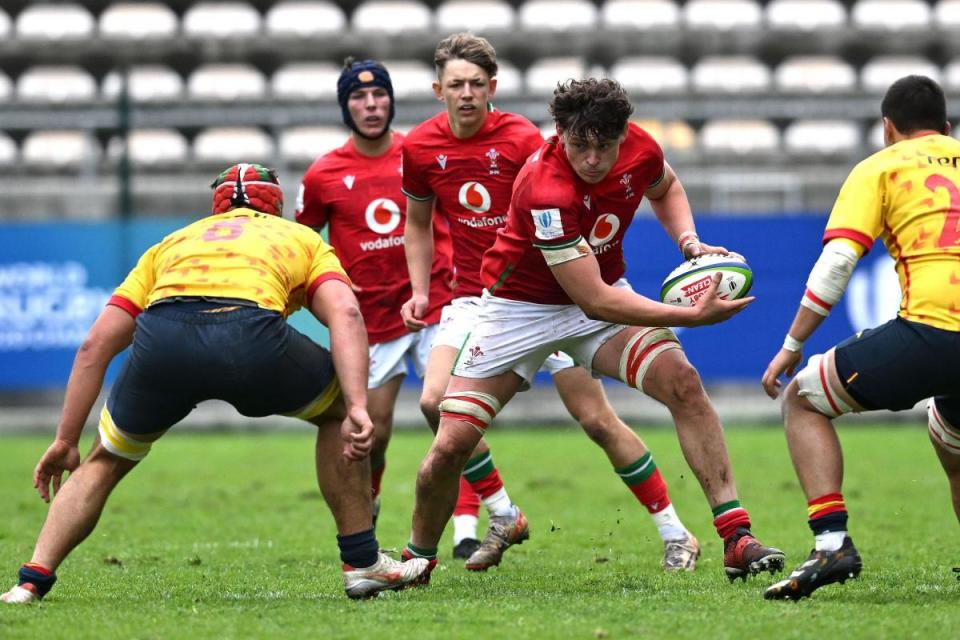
[724,527,785,581]
[452,537,482,560]
[400,547,438,586]
[1,563,56,604]
[764,537,862,600]
[465,508,530,571]
[662,531,700,572]
[342,552,429,599]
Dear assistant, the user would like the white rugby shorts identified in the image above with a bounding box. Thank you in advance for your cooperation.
[368,324,438,389]
[435,295,576,375]
[452,279,637,382]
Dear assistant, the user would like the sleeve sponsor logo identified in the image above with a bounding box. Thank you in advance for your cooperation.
[532,208,563,240]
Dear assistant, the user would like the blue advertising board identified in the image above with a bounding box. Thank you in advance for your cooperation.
[0,215,899,390]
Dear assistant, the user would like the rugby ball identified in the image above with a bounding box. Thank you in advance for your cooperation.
[659,254,752,307]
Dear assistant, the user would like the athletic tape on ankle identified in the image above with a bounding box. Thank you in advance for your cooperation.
[795,353,853,418]
[928,400,960,454]
[619,327,681,389]
[439,391,502,432]
[97,405,152,461]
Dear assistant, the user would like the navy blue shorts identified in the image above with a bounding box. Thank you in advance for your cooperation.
[108,300,338,434]
[834,317,960,414]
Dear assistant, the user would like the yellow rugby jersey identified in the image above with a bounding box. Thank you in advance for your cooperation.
[110,209,349,317]
[825,133,960,331]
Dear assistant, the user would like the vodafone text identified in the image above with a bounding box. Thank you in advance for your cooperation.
[456,215,508,228]
[359,235,404,251]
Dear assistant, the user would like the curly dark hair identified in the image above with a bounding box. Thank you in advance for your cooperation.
[549,78,634,141]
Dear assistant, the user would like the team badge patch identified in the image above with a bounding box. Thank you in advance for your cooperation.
[532,208,563,240]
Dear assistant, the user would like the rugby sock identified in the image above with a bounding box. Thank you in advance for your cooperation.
[404,542,438,562]
[337,528,379,569]
[615,453,685,540]
[17,563,56,599]
[807,492,848,551]
[371,461,386,500]
[712,500,751,541]
[452,476,481,544]
[462,452,517,518]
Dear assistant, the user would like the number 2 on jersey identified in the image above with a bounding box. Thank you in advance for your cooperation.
[925,173,960,248]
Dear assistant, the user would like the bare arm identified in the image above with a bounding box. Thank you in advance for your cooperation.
[309,279,374,461]
[34,304,135,501]
[647,163,728,258]
[401,195,436,330]
[550,252,752,328]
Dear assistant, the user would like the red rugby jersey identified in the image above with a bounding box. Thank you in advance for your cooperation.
[296,133,454,344]
[401,110,543,297]
[482,123,665,305]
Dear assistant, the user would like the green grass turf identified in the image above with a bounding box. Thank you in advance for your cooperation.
[1,425,958,639]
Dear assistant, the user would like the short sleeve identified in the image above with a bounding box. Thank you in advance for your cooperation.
[823,160,882,251]
[401,142,433,201]
[294,167,331,231]
[305,237,351,301]
[110,244,159,316]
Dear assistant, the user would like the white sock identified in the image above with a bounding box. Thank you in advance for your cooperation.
[651,504,687,541]
[482,488,517,517]
[814,530,846,552]
[452,515,479,544]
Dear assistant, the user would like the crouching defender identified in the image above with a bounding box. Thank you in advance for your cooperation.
[1,163,428,604]
[762,75,960,600]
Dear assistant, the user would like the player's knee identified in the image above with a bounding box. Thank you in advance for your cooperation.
[795,354,853,418]
[574,408,617,447]
[618,328,682,390]
[97,405,155,462]
[928,399,960,457]
[419,389,443,423]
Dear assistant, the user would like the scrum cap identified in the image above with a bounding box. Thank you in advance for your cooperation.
[210,163,283,216]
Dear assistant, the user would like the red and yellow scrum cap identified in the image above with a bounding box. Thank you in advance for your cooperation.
[210,163,283,216]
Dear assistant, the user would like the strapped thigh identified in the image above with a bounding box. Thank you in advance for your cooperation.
[618,327,682,389]
[928,399,960,455]
[439,391,502,434]
[795,351,855,418]
[98,405,156,461]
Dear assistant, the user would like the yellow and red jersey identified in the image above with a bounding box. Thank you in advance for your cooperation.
[825,133,960,331]
[110,208,349,318]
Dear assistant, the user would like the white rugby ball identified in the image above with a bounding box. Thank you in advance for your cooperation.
[659,253,752,307]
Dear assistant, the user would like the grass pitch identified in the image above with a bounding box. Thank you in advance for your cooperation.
[1,425,958,639]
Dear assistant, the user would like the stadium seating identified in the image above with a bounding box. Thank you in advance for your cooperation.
[0,72,11,102]
[110,129,190,167]
[99,3,179,41]
[519,0,599,31]
[852,0,932,30]
[783,120,861,155]
[436,0,515,32]
[0,9,10,40]
[352,1,432,35]
[16,4,95,40]
[271,63,341,100]
[691,56,771,93]
[182,2,261,39]
[382,59,437,98]
[16,66,97,103]
[278,126,346,163]
[525,57,588,95]
[700,119,780,156]
[193,127,274,165]
[265,1,347,37]
[0,132,16,166]
[774,56,857,93]
[935,0,960,26]
[943,58,960,90]
[860,56,941,92]
[102,66,184,102]
[600,0,682,30]
[611,57,688,94]
[21,130,101,169]
[684,0,763,30]
[765,0,847,30]
[187,64,268,101]
[493,61,524,97]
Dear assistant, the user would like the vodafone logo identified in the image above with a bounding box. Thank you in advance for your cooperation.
[458,182,491,213]
[588,214,620,246]
[365,198,401,234]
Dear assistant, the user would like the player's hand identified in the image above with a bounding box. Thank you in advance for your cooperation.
[400,294,429,332]
[341,405,374,462]
[761,348,803,399]
[684,240,729,260]
[690,273,753,325]
[33,438,81,503]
